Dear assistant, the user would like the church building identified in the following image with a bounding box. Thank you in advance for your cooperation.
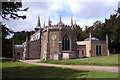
[13,16,109,61]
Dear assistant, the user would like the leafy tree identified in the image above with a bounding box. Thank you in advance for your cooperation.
[1,2,28,20]
[82,8,120,53]
[13,30,35,44]
[1,2,28,57]
[75,24,85,41]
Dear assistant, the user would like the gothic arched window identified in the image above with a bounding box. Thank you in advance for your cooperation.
[62,35,70,50]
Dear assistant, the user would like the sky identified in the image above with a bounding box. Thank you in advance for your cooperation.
[2,0,119,32]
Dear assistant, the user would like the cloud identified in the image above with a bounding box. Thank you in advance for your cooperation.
[2,0,119,32]
[68,1,118,19]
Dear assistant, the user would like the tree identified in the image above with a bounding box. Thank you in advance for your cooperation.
[75,24,85,41]
[13,31,35,44]
[87,8,120,53]
[1,2,28,57]
[1,2,28,20]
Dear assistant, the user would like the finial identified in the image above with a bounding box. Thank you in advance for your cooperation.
[71,17,73,26]
[74,20,76,25]
[43,21,45,28]
[60,15,61,23]
[37,16,41,27]
[48,17,50,27]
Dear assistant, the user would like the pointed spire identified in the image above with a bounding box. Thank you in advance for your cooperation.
[73,20,77,29]
[43,21,45,28]
[60,15,62,23]
[74,20,76,25]
[48,17,52,27]
[48,17,50,27]
[37,16,41,27]
[71,17,73,26]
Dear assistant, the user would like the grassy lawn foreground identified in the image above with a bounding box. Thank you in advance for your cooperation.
[39,54,120,66]
[1,60,118,78]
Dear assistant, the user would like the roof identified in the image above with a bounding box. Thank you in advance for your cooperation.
[84,37,99,41]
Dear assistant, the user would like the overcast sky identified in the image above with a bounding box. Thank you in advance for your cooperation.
[2,0,119,32]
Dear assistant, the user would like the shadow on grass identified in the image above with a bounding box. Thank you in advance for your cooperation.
[1,59,12,62]
[2,64,89,79]
[2,61,118,80]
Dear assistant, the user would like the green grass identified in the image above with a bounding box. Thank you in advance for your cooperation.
[1,59,119,79]
[39,54,120,66]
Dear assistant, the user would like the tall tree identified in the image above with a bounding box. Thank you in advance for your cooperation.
[1,2,28,57]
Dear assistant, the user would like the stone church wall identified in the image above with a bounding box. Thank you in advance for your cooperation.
[91,41,108,57]
[49,29,60,60]
[61,28,77,52]
[28,40,40,59]
[41,31,48,60]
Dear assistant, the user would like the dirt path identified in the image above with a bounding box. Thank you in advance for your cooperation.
[22,60,119,73]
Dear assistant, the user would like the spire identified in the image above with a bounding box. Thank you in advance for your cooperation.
[71,17,73,26]
[48,17,50,27]
[48,17,52,27]
[37,16,41,27]
[60,15,62,23]
[43,21,45,28]
[74,20,76,25]
[73,20,77,29]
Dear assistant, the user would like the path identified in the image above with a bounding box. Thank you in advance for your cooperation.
[22,60,119,73]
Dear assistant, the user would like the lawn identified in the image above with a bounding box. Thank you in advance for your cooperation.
[1,58,119,79]
[39,54,120,66]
